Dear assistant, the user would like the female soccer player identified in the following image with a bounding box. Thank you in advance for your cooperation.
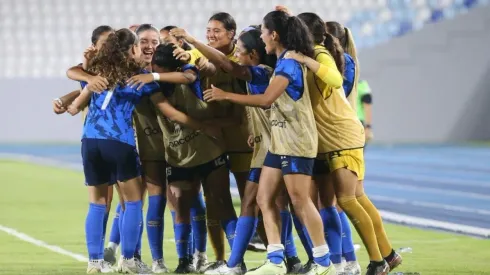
[171,13,247,268]
[325,21,401,273]
[128,43,232,274]
[67,28,157,274]
[171,26,278,275]
[204,10,336,275]
[284,17,398,275]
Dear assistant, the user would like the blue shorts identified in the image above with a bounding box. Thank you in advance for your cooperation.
[82,138,142,186]
[263,151,314,176]
[248,168,262,184]
[166,154,228,184]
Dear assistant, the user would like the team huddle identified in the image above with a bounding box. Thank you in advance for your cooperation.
[53,5,393,275]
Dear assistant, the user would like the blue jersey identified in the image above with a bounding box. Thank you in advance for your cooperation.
[274,51,305,101]
[82,80,160,146]
[248,65,271,95]
[343,53,356,97]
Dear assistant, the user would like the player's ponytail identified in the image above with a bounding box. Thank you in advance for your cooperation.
[263,10,314,57]
[88,28,142,89]
[298,12,345,75]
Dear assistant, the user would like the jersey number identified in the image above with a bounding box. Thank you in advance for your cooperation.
[101,90,114,110]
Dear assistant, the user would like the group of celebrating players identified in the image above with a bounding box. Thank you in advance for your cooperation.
[52,5,393,275]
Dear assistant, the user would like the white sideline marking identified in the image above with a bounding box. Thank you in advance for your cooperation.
[379,210,490,238]
[0,224,88,262]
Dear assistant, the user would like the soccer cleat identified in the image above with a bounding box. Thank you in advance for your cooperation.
[245,260,287,275]
[204,261,243,275]
[386,252,402,271]
[120,257,153,274]
[195,252,210,273]
[247,233,267,252]
[104,247,117,266]
[333,263,344,273]
[204,260,227,273]
[135,257,153,274]
[286,256,302,274]
[304,263,336,275]
[342,261,361,275]
[152,259,170,273]
[175,257,196,274]
[365,261,389,275]
[86,260,114,274]
[299,259,314,274]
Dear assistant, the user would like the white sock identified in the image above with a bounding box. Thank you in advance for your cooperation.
[108,242,118,251]
[267,244,285,253]
[312,244,330,258]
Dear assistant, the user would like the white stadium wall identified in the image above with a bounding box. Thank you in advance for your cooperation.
[0,0,489,143]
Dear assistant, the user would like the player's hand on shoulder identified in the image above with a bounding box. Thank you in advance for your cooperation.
[87,74,109,93]
[172,47,191,63]
[284,51,305,64]
[203,85,227,102]
[127,73,154,90]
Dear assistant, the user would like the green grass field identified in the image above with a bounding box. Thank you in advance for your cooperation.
[1,160,490,275]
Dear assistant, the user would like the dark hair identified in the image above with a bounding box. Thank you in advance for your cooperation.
[326,21,347,49]
[161,25,178,32]
[135,23,160,35]
[152,43,186,71]
[88,29,141,89]
[209,12,237,37]
[160,25,192,51]
[298,13,345,75]
[91,25,114,45]
[263,11,314,57]
[238,27,277,68]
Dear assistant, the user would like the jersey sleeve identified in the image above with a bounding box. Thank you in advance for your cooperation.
[314,52,343,88]
[343,57,356,97]
[79,81,88,89]
[141,81,160,96]
[249,66,271,86]
[274,59,301,84]
[188,48,204,65]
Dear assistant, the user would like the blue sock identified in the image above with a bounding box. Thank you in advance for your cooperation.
[339,211,357,262]
[228,216,257,267]
[102,211,109,242]
[191,192,207,253]
[292,214,313,260]
[109,204,122,244]
[221,218,237,249]
[280,211,298,258]
[122,201,143,259]
[313,245,331,267]
[135,209,143,257]
[100,211,109,258]
[175,223,192,259]
[118,209,125,253]
[320,207,342,264]
[147,195,165,260]
[188,229,194,258]
[85,203,106,260]
[267,245,285,264]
